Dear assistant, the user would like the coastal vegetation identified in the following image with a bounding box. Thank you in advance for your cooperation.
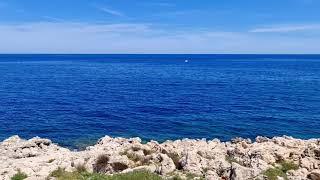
[2,135,320,179]
[263,161,299,180]
[48,168,162,180]
[11,170,27,180]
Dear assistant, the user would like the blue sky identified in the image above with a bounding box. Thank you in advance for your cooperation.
[0,0,320,53]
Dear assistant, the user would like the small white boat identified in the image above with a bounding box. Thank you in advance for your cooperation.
[185,59,189,63]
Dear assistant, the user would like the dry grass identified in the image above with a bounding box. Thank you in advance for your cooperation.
[93,155,110,173]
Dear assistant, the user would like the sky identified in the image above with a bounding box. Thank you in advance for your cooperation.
[0,0,320,54]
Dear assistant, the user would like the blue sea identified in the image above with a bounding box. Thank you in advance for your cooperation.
[0,54,319,148]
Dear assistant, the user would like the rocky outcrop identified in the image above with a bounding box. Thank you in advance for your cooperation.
[0,135,320,180]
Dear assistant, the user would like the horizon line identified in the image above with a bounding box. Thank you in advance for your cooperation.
[0,53,320,55]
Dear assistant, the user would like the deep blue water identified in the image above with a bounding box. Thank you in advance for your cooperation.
[0,54,319,148]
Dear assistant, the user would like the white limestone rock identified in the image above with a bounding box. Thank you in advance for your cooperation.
[1,135,320,180]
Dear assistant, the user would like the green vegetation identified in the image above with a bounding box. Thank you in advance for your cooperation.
[279,160,298,172]
[225,155,237,163]
[11,170,27,180]
[49,167,66,178]
[263,161,298,180]
[170,175,183,180]
[122,150,140,162]
[264,168,286,180]
[185,173,204,180]
[225,155,243,165]
[48,168,163,180]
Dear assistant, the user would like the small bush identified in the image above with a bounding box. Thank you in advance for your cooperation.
[111,170,162,180]
[50,167,67,177]
[280,161,298,173]
[126,152,141,162]
[263,167,286,180]
[110,162,128,172]
[48,169,162,180]
[48,168,82,180]
[170,175,183,180]
[263,161,298,180]
[11,170,27,180]
[121,149,151,166]
[225,156,237,163]
[93,155,110,173]
[185,173,205,180]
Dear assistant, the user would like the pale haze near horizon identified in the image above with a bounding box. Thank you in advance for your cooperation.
[0,0,320,54]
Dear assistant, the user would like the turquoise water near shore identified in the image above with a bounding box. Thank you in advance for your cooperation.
[0,54,319,148]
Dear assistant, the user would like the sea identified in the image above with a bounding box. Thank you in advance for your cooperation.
[0,54,319,149]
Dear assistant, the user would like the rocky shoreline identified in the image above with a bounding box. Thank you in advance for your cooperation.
[1,135,320,180]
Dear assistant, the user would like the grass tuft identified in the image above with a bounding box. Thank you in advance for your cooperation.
[126,152,141,162]
[93,155,110,173]
[48,168,162,180]
[279,160,298,172]
[11,170,27,180]
[263,168,286,180]
[121,149,151,166]
[50,167,67,178]
[170,175,183,180]
[185,173,205,180]
[75,164,87,173]
[225,155,244,166]
[263,161,298,180]
[110,162,129,172]
[110,170,162,180]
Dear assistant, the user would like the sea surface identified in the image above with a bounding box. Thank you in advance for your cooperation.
[0,54,319,148]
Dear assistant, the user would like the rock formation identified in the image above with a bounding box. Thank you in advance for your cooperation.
[0,135,320,180]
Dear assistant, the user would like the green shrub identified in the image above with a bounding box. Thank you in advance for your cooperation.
[279,161,298,173]
[225,156,237,163]
[50,167,67,177]
[263,161,298,180]
[263,167,286,180]
[48,168,162,180]
[108,171,162,180]
[170,175,183,180]
[11,170,27,180]
[185,173,204,180]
